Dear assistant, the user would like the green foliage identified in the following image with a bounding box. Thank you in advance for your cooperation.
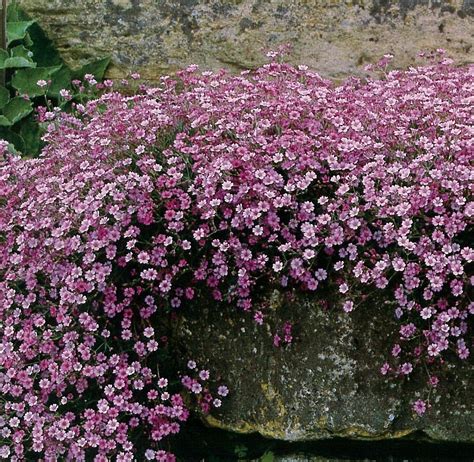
[11,65,61,96]
[47,65,71,98]
[0,86,9,107]
[18,112,40,153]
[72,56,110,82]
[234,444,248,458]
[259,452,275,462]
[7,20,35,43]
[0,45,36,68]
[0,1,111,156]
[2,96,32,124]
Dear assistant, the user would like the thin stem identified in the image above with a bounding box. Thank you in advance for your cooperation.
[0,0,7,87]
[0,0,6,49]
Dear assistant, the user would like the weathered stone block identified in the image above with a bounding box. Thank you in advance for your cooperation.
[17,0,474,81]
[175,290,474,443]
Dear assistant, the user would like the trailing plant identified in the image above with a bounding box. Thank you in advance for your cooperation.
[0,1,110,156]
[0,51,472,460]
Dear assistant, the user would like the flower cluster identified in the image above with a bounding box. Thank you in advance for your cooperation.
[0,94,226,460]
[0,53,472,458]
[273,322,294,347]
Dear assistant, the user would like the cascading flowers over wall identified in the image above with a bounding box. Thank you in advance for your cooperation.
[0,51,472,460]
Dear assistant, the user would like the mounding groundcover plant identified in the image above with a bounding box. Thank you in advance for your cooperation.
[0,51,473,460]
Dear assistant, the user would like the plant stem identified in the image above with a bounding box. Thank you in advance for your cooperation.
[0,0,6,49]
[0,0,7,87]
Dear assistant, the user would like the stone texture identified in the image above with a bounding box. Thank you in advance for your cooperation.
[174,290,474,443]
[16,0,474,81]
[251,458,370,462]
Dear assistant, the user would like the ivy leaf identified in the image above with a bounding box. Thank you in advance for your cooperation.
[0,87,10,109]
[7,21,36,44]
[2,96,33,124]
[11,66,62,97]
[72,57,110,82]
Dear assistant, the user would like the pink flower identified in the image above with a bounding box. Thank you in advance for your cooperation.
[342,301,354,313]
[217,386,229,397]
[380,363,390,375]
[141,268,158,280]
[143,327,154,338]
[191,382,202,394]
[391,344,401,357]
[0,55,471,460]
[427,344,440,357]
[199,370,210,381]
[254,311,264,324]
[412,399,427,416]
[400,362,413,375]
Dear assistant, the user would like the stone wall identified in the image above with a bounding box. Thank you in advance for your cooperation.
[17,0,474,81]
[175,290,474,443]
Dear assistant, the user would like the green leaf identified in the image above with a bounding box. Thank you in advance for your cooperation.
[7,2,30,22]
[2,56,36,68]
[7,21,36,44]
[72,57,110,82]
[19,113,43,156]
[11,45,34,60]
[11,66,62,97]
[6,142,20,156]
[0,115,11,126]
[260,452,275,462]
[47,65,72,98]
[234,444,248,457]
[23,32,34,48]
[0,47,34,69]
[24,23,64,67]
[0,49,8,66]
[1,45,36,69]
[2,96,33,124]
[0,87,10,109]
[0,127,25,152]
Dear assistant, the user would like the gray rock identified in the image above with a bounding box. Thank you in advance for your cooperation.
[250,458,373,462]
[174,289,474,443]
[17,0,474,81]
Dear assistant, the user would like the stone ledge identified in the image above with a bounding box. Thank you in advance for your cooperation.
[173,290,474,444]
